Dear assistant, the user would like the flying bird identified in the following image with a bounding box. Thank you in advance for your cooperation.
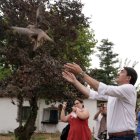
[10,4,54,51]
[27,24,54,51]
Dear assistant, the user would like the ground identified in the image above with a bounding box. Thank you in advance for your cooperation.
[0,133,60,140]
[0,133,95,140]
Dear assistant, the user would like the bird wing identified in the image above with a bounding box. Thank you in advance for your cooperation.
[43,33,54,42]
[37,31,54,42]
[11,26,36,36]
[36,4,44,27]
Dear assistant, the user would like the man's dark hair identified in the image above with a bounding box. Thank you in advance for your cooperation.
[124,67,138,85]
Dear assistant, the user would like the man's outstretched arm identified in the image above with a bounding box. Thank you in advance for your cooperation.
[62,70,90,98]
[64,63,100,91]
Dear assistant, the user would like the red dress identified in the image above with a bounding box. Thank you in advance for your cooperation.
[67,114,92,140]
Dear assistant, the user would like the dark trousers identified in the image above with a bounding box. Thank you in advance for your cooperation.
[109,135,134,140]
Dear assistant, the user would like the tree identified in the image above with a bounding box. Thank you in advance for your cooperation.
[90,39,119,85]
[0,0,96,139]
[89,39,119,106]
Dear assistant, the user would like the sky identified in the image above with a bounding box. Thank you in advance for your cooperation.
[81,0,140,85]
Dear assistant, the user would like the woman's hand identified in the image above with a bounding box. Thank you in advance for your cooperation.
[62,102,67,110]
[72,106,77,112]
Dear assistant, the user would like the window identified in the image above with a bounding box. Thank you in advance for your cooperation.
[41,107,58,124]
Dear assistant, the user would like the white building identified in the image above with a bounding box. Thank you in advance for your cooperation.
[0,97,97,134]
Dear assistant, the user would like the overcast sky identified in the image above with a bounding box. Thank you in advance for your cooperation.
[81,0,140,85]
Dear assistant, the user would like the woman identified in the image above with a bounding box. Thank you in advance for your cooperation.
[60,98,92,140]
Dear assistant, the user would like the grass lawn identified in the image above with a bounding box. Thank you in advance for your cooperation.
[0,133,60,140]
[0,133,95,140]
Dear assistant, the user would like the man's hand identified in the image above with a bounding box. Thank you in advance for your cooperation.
[64,62,83,75]
[99,106,104,113]
[62,70,77,84]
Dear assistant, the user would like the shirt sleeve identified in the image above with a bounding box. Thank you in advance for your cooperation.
[98,82,136,100]
[89,88,108,101]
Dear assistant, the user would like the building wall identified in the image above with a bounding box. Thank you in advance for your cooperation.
[34,99,98,133]
[0,98,97,134]
[84,99,97,132]
[36,99,71,133]
[0,98,18,133]
[0,98,30,133]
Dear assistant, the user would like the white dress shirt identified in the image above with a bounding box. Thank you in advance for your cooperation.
[89,82,137,133]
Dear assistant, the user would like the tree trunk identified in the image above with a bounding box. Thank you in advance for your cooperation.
[14,94,38,140]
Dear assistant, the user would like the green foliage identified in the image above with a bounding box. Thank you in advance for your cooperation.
[47,0,96,67]
[0,67,11,80]
[61,28,96,67]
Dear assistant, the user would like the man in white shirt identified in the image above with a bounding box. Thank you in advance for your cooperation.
[62,63,138,140]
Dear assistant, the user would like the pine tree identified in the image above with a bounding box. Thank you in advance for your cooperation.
[90,39,119,85]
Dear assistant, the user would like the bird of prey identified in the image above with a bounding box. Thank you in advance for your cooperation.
[10,4,54,51]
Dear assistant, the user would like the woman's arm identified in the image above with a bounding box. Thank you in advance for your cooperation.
[75,108,89,120]
[60,102,70,122]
